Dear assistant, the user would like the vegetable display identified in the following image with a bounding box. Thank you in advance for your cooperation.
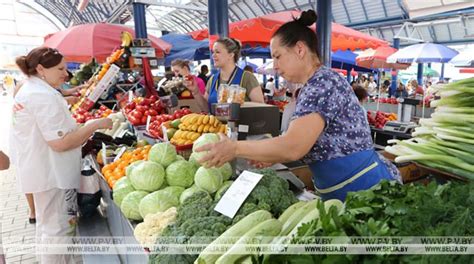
[385,78,474,179]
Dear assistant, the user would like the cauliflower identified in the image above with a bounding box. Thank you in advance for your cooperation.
[134,207,178,247]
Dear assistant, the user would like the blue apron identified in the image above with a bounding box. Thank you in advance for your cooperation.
[208,67,245,113]
[309,149,394,201]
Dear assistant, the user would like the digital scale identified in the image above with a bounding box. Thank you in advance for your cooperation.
[213,103,241,140]
[383,121,418,134]
[212,102,280,140]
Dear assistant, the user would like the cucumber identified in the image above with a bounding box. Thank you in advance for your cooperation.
[216,219,282,264]
[277,200,307,224]
[195,210,272,264]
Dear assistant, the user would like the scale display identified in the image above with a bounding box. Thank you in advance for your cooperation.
[383,121,418,134]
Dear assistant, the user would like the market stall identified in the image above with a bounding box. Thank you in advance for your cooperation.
[50,17,474,264]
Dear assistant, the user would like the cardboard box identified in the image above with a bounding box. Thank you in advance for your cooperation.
[176,98,201,113]
[289,166,314,191]
[380,151,429,183]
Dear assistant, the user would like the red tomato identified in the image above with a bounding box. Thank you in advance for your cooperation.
[131,110,143,119]
[135,105,146,113]
[141,116,148,124]
[149,95,158,102]
[128,116,140,126]
[148,109,158,116]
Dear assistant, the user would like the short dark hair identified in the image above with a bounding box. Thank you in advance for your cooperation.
[200,65,208,72]
[215,37,241,63]
[272,10,320,58]
[353,85,368,102]
[16,47,63,77]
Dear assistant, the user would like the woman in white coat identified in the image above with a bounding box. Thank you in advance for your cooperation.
[11,47,112,263]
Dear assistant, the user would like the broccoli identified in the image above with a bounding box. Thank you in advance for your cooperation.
[180,216,230,237]
[148,252,195,264]
[176,191,214,225]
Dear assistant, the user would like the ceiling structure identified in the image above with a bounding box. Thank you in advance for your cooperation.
[19,0,474,48]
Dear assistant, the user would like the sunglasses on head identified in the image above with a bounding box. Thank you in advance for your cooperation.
[39,48,61,65]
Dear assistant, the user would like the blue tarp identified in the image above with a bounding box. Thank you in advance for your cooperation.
[160,34,372,73]
[160,33,209,66]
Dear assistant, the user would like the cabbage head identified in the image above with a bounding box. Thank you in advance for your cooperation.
[149,142,177,167]
[139,190,179,219]
[214,180,233,201]
[113,177,135,207]
[121,191,149,221]
[114,176,131,190]
[191,134,220,166]
[216,162,233,181]
[129,161,165,192]
[165,160,196,188]
[194,167,223,194]
[179,185,207,204]
[126,160,144,177]
[162,186,185,200]
[188,152,201,169]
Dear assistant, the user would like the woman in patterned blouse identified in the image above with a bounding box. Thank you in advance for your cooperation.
[196,10,400,201]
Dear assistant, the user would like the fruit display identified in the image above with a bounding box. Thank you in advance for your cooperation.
[376,97,399,104]
[124,96,165,126]
[100,145,152,188]
[72,105,115,124]
[70,59,99,86]
[147,108,193,139]
[268,100,289,111]
[367,110,397,128]
[170,113,226,146]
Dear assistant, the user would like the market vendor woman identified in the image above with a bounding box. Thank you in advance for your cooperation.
[197,10,401,201]
[184,37,264,113]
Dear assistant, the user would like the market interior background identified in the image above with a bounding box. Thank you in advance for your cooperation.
[1,0,474,263]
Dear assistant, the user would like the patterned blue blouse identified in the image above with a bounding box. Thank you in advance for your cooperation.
[293,66,375,163]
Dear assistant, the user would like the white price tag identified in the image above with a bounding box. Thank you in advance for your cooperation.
[162,125,168,142]
[238,124,249,133]
[214,170,263,218]
[128,90,133,102]
[113,146,127,162]
[118,129,128,138]
[146,115,152,132]
[101,143,108,165]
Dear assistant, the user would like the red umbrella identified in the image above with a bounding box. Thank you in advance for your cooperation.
[44,23,171,63]
[190,10,388,51]
[356,47,410,70]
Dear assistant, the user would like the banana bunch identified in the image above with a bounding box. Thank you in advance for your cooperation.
[121,31,133,47]
[170,130,201,146]
[178,113,226,134]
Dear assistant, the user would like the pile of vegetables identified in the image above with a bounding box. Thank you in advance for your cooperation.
[385,77,474,179]
[264,180,474,264]
[148,168,298,264]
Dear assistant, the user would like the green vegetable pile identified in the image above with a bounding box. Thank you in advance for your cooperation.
[148,169,298,264]
[386,77,474,179]
[264,180,474,264]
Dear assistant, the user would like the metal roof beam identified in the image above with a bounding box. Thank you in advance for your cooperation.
[381,0,388,17]
[133,0,208,12]
[347,15,407,29]
[428,25,438,42]
[341,0,351,23]
[399,38,474,47]
[359,0,369,21]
